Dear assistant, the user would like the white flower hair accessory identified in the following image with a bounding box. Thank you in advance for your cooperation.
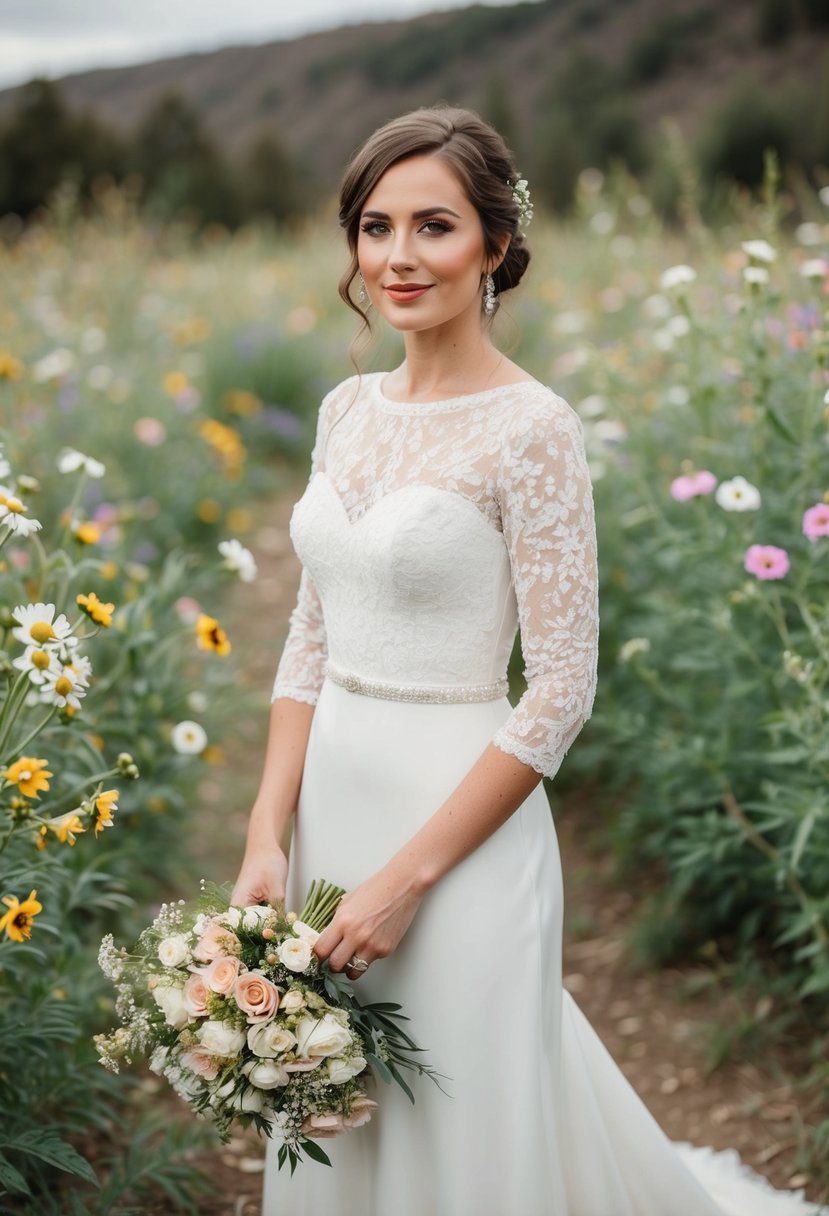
[510,176,533,229]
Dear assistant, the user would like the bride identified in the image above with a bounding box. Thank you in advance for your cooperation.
[231,106,822,1216]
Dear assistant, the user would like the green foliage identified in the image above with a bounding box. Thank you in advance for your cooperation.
[695,74,802,190]
[624,7,717,84]
[757,0,797,44]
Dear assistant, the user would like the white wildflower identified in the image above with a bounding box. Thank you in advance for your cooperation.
[619,637,650,663]
[57,447,106,478]
[218,538,257,583]
[659,264,696,291]
[12,602,73,649]
[800,259,828,280]
[715,476,761,512]
[743,266,769,286]
[741,239,777,263]
[171,720,207,755]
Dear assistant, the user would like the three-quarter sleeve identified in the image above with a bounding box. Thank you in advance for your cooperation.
[491,393,599,780]
[269,393,333,706]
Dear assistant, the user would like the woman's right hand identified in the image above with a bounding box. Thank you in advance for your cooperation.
[230,844,289,908]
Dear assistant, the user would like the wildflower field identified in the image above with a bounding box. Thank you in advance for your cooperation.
[0,162,828,1208]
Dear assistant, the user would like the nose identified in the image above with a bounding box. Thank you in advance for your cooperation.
[387,229,417,272]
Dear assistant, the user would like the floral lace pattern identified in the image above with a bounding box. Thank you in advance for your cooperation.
[272,373,599,780]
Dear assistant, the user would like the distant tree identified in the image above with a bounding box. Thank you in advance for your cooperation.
[128,91,241,227]
[757,0,796,45]
[239,129,300,224]
[0,79,123,216]
[481,74,519,156]
[696,76,797,188]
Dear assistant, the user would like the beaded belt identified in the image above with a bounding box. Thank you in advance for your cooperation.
[324,661,509,704]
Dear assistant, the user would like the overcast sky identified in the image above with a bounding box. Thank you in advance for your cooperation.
[0,0,529,89]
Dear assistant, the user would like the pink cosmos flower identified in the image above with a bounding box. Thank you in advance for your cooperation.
[744,544,790,580]
[802,503,829,543]
[670,470,717,501]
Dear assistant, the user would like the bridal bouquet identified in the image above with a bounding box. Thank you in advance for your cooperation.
[95,879,439,1171]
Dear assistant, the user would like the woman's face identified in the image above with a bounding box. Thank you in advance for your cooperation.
[356,153,497,335]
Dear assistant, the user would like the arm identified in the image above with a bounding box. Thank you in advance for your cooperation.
[314,394,599,974]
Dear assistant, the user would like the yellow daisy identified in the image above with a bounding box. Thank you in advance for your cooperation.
[0,889,42,941]
[196,613,231,655]
[50,812,86,846]
[76,591,115,628]
[1,756,53,799]
[91,789,119,836]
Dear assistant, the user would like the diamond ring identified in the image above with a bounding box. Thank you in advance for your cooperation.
[347,955,369,973]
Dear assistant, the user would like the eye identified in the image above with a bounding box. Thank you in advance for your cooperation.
[360,220,389,236]
[420,219,453,234]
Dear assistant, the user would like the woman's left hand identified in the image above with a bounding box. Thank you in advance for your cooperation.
[313,864,426,980]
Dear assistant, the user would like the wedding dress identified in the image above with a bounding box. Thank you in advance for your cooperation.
[262,372,823,1216]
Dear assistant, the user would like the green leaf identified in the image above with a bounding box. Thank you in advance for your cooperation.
[0,1153,30,1196]
[300,1138,332,1168]
[0,1134,98,1186]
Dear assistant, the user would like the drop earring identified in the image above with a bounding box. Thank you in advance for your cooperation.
[358,273,367,305]
[483,272,497,316]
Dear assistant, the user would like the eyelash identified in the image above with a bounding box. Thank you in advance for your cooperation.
[359,219,454,236]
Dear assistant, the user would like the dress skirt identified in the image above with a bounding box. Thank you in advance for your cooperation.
[261,677,821,1216]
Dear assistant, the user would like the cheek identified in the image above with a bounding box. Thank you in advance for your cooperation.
[430,238,486,282]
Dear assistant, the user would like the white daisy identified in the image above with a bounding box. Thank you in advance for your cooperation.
[38,663,88,710]
[11,602,74,649]
[743,266,769,286]
[171,720,208,755]
[715,476,762,512]
[65,652,92,682]
[741,239,777,263]
[659,264,696,291]
[57,447,106,478]
[12,644,61,685]
[0,490,42,537]
[800,259,828,280]
[218,538,258,583]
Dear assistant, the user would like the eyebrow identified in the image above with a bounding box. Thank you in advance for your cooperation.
[361,206,462,220]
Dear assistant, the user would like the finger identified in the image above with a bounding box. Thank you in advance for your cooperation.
[344,963,368,982]
[313,923,342,966]
[330,942,372,974]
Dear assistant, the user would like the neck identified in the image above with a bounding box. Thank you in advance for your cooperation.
[396,313,502,400]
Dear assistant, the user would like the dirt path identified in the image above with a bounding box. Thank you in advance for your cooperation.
[183,480,826,1213]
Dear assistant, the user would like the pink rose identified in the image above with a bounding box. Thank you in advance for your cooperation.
[192,919,240,963]
[181,1046,219,1080]
[183,972,210,1017]
[234,969,280,1023]
[344,1095,378,1129]
[204,954,245,995]
[301,1112,345,1138]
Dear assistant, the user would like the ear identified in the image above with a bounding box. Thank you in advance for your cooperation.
[484,232,512,275]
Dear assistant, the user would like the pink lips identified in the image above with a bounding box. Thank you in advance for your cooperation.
[384,283,432,302]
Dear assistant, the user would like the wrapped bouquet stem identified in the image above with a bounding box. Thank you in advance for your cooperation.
[95,879,443,1172]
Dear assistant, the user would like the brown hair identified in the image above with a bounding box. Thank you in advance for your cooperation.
[337,105,530,331]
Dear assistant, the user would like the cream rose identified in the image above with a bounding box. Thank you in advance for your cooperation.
[247,1022,297,1058]
[280,988,306,1013]
[242,903,273,931]
[277,937,313,972]
[198,1019,246,1058]
[242,1057,289,1090]
[294,1013,352,1059]
[234,969,279,1023]
[301,1111,345,1138]
[344,1095,378,1128]
[181,1046,220,1080]
[290,919,321,946]
[326,1055,367,1084]
[157,934,191,968]
[183,972,210,1017]
[204,954,245,995]
[214,1078,264,1113]
[152,981,190,1030]
[284,1056,325,1073]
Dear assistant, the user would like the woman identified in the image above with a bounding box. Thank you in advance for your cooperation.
[232,107,819,1216]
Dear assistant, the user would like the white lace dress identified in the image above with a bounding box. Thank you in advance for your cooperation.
[262,373,822,1216]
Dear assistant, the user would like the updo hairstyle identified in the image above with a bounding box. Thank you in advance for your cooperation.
[338,105,530,327]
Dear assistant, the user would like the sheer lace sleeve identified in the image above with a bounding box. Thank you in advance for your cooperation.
[269,389,336,706]
[491,391,599,780]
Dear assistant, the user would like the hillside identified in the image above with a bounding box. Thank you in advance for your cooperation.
[0,0,827,194]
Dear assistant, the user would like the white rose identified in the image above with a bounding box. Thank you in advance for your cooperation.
[326,1055,367,1084]
[219,907,243,929]
[242,904,273,931]
[157,934,191,968]
[152,981,191,1030]
[280,988,306,1013]
[149,1046,169,1075]
[198,1019,246,1058]
[291,919,320,945]
[243,1058,290,1089]
[214,1078,265,1113]
[247,1022,297,1058]
[277,937,313,972]
[294,1013,352,1059]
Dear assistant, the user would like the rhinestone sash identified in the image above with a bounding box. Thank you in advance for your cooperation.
[324,661,509,704]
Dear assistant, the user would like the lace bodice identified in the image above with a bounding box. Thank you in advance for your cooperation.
[271,372,599,780]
